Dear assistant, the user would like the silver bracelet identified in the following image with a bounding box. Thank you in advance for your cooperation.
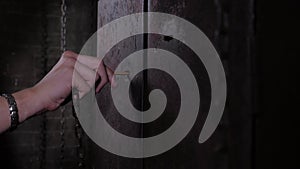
[1,93,19,130]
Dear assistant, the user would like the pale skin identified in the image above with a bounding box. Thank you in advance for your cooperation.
[0,51,114,133]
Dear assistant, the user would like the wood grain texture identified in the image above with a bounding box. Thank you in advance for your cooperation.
[145,1,223,169]
[94,0,254,169]
[146,0,254,169]
[90,0,144,169]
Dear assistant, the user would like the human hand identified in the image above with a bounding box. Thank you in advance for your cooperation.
[32,51,113,111]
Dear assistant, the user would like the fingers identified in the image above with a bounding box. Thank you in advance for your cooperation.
[71,53,111,91]
[62,51,102,70]
[72,70,91,99]
[96,61,108,92]
[63,51,113,94]
[106,66,116,87]
[73,55,110,93]
[77,54,102,70]
[74,61,100,88]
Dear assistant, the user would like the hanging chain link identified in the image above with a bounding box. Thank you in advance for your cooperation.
[73,99,85,168]
[72,0,99,167]
[61,0,67,53]
[60,0,86,168]
[73,1,99,167]
[60,0,90,168]
[60,0,67,168]
[59,106,66,169]
[71,1,99,167]
[39,0,48,168]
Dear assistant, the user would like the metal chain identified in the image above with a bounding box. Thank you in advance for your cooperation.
[61,0,67,53]
[59,107,66,169]
[72,0,99,167]
[60,0,67,168]
[73,99,85,168]
[60,0,88,168]
[60,0,86,168]
[39,0,48,168]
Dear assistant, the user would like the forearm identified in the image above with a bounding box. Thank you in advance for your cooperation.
[0,51,112,133]
[0,88,45,133]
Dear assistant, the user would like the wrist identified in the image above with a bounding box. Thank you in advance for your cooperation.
[12,87,45,122]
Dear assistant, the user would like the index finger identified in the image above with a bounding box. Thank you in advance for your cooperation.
[64,51,104,72]
[77,54,102,70]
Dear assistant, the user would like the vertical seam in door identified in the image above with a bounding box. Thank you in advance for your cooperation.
[142,0,149,166]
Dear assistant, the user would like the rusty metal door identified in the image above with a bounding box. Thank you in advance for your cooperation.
[91,0,255,169]
[0,0,256,168]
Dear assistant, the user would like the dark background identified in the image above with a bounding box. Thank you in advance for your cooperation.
[255,0,299,168]
[0,0,299,169]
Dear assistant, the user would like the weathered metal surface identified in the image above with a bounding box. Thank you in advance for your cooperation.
[94,0,254,168]
[0,0,255,168]
[89,0,144,168]
[145,0,254,169]
[144,0,223,169]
